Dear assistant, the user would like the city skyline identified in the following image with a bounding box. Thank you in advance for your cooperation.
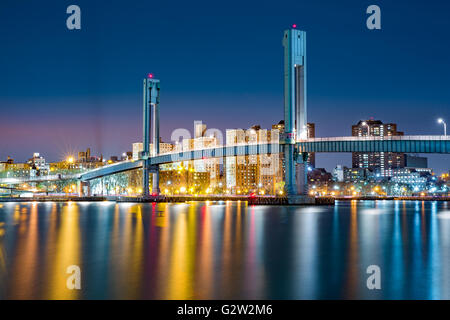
[2,1,450,303]
[1,0,449,173]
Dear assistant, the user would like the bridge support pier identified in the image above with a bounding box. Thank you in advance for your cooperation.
[151,97,160,196]
[78,181,90,197]
[285,146,312,204]
[284,144,297,196]
[152,170,160,195]
[295,152,309,195]
[143,163,150,198]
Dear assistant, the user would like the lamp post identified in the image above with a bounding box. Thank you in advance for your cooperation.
[438,118,447,136]
[361,121,370,136]
[66,156,74,170]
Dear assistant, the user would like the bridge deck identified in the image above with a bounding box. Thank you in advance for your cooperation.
[78,159,151,181]
[2,136,449,183]
[297,135,450,153]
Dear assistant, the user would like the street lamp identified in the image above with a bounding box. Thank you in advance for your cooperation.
[437,118,447,136]
[66,156,74,170]
[361,121,370,136]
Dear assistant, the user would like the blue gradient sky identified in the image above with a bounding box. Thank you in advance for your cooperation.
[0,0,449,172]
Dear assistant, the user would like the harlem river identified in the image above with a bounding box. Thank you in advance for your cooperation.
[0,200,450,299]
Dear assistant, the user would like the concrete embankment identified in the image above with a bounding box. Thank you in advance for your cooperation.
[0,195,335,205]
[334,196,450,201]
[3,195,449,204]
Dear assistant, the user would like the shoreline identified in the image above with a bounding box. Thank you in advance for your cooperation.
[0,195,333,205]
[0,195,449,204]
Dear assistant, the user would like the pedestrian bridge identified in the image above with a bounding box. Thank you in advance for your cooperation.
[80,135,450,181]
[297,135,450,153]
[1,135,448,184]
[0,174,78,184]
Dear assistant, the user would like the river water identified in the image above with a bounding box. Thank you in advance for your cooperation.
[0,200,449,299]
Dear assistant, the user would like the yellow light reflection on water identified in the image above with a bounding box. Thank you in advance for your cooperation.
[106,203,145,299]
[0,221,6,289]
[345,200,359,298]
[195,204,213,297]
[155,204,171,297]
[9,203,38,299]
[47,202,81,299]
[165,204,196,299]
[125,204,144,299]
[0,222,6,283]
[220,200,233,293]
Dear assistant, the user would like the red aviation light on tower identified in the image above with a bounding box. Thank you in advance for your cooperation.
[148,73,154,79]
[292,24,297,28]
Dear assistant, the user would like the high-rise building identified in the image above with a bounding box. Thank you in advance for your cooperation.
[78,148,91,162]
[132,140,174,160]
[403,155,428,168]
[306,123,315,168]
[332,165,345,182]
[179,123,221,188]
[194,121,207,139]
[225,125,283,194]
[352,119,405,177]
[159,167,210,195]
[28,153,50,173]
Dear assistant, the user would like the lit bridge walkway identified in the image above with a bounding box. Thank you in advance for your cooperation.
[0,174,79,184]
[1,135,448,184]
[297,135,450,153]
[78,135,449,182]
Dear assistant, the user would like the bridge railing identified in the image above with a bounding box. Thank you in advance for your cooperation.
[301,135,450,142]
[150,143,281,164]
[298,135,450,153]
[0,174,79,184]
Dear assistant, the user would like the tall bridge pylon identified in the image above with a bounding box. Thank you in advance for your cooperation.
[142,76,161,197]
[283,28,308,196]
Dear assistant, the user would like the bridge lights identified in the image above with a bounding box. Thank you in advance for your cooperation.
[437,118,447,136]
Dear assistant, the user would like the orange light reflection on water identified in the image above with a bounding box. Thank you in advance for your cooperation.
[47,202,81,300]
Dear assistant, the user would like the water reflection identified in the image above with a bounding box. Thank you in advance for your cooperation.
[0,200,450,299]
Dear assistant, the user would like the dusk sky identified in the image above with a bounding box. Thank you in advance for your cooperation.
[0,0,449,172]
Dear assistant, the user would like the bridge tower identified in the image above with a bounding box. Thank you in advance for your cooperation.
[142,75,160,197]
[283,27,308,196]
